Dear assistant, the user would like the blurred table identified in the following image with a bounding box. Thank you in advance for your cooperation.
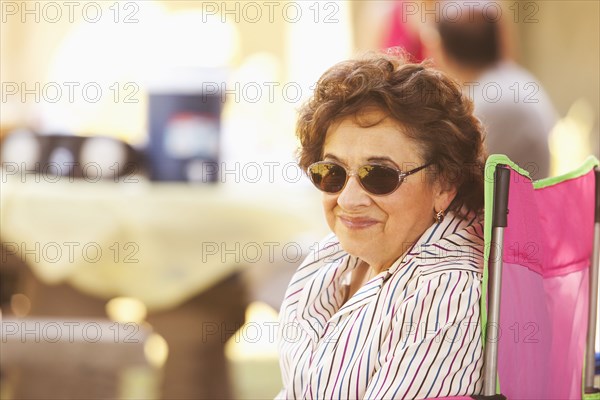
[0,171,328,399]
[0,172,327,311]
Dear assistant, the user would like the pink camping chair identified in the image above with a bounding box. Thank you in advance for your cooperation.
[427,155,599,400]
[480,155,600,400]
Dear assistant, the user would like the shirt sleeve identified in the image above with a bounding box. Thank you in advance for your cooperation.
[363,270,483,399]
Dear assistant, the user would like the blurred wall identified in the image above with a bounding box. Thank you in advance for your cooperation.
[515,1,599,157]
[1,1,599,158]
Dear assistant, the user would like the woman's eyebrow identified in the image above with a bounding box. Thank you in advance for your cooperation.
[322,153,343,162]
[367,156,400,168]
[323,154,405,169]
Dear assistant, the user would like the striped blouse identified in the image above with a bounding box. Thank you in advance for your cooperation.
[276,212,484,399]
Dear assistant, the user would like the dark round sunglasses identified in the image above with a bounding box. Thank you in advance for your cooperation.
[307,161,431,195]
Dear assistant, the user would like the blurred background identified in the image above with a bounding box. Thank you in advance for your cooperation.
[0,1,598,399]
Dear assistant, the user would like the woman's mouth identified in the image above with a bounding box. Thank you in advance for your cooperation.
[338,215,379,230]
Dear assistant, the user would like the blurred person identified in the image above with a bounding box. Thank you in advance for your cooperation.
[432,2,557,179]
[277,53,487,398]
[381,0,427,61]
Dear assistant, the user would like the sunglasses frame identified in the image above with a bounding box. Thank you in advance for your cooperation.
[307,160,431,196]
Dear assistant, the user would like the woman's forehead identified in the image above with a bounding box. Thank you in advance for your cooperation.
[323,117,422,167]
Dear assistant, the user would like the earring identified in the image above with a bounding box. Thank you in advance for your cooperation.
[435,209,445,224]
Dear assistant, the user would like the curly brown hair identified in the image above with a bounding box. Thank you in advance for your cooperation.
[296,52,487,217]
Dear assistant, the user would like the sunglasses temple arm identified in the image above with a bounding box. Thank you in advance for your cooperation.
[402,163,431,177]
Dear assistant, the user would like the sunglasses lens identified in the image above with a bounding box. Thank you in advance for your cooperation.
[359,165,400,195]
[308,163,347,193]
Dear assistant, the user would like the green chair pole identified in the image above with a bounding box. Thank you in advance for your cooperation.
[584,167,600,393]
[483,165,510,396]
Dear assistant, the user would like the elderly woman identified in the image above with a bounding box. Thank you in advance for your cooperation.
[277,53,487,399]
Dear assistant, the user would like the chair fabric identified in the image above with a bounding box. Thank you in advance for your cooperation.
[482,155,599,400]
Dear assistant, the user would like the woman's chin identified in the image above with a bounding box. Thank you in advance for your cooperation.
[336,234,374,261]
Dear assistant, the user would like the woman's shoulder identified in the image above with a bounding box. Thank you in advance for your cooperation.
[279,233,349,301]
[407,215,485,278]
[301,232,345,264]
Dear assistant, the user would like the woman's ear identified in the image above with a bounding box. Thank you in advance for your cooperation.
[433,181,457,213]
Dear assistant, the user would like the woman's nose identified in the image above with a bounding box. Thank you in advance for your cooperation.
[336,175,371,209]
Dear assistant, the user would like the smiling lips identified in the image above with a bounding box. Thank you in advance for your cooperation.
[338,215,379,229]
